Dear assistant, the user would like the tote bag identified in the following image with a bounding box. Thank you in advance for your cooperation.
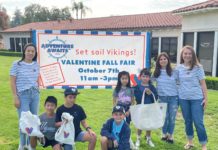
[130,89,167,130]
[19,111,44,137]
[55,112,75,145]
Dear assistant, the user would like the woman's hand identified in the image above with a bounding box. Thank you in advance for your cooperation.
[201,99,208,110]
[14,96,20,108]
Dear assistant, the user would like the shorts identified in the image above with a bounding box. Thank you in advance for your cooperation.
[75,131,86,142]
[40,137,59,148]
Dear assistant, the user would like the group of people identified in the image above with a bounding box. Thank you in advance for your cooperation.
[10,43,208,150]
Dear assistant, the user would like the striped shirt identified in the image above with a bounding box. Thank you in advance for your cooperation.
[176,64,205,100]
[153,69,178,96]
[10,61,39,93]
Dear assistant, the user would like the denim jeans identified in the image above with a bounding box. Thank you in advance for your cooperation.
[179,99,208,145]
[159,96,178,135]
[17,87,39,146]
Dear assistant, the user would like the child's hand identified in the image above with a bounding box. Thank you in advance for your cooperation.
[14,96,20,108]
[113,140,118,148]
[125,111,130,117]
[145,89,152,95]
[87,129,96,137]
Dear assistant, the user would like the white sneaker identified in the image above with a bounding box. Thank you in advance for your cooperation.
[23,145,30,150]
[130,138,137,149]
[18,144,24,150]
[146,138,155,147]
[135,138,140,147]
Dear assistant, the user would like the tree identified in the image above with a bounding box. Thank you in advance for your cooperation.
[72,2,79,19]
[61,7,71,20]
[49,7,71,20]
[23,4,49,23]
[0,4,9,30]
[11,8,23,27]
[78,2,91,19]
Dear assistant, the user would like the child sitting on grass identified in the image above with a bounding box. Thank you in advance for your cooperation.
[100,106,130,150]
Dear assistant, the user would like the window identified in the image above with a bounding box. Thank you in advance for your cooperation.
[10,38,15,51]
[183,32,194,47]
[28,38,31,43]
[15,38,21,52]
[161,37,178,63]
[151,38,159,60]
[21,38,27,51]
[197,32,214,75]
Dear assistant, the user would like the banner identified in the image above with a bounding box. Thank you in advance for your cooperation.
[33,30,151,89]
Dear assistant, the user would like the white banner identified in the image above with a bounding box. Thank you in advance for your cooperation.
[34,30,150,88]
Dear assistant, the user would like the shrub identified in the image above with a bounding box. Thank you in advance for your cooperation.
[206,76,218,90]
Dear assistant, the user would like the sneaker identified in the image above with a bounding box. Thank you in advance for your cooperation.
[135,138,140,147]
[130,139,137,150]
[23,145,30,150]
[146,138,155,147]
[18,144,24,150]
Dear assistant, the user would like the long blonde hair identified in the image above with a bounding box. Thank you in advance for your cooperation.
[180,45,200,70]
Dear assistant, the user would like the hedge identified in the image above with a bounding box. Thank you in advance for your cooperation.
[0,49,22,57]
[206,76,218,90]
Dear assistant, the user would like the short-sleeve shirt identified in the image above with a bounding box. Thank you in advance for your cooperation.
[153,69,178,96]
[176,64,205,100]
[112,120,124,142]
[10,61,39,93]
[113,87,134,105]
[39,113,57,140]
[55,104,87,138]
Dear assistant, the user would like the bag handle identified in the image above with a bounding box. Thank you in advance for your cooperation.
[141,88,158,104]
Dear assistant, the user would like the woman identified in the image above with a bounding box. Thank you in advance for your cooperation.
[153,52,178,144]
[10,43,40,150]
[176,45,208,150]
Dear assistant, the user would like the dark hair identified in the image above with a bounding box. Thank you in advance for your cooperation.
[139,68,151,84]
[44,96,57,106]
[180,45,200,70]
[115,71,131,93]
[153,52,172,78]
[18,43,37,65]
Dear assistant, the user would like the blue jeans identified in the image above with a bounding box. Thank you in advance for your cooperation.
[17,87,40,146]
[159,96,178,135]
[179,99,208,145]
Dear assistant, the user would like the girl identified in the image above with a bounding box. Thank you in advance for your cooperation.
[153,52,178,144]
[10,43,40,150]
[134,68,158,148]
[113,71,136,149]
[176,45,208,150]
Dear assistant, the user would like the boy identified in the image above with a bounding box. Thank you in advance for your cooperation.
[30,96,61,150]
[100,106,130,150]
[55,87,96,150]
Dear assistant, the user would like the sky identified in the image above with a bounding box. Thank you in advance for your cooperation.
[1,0,207,19]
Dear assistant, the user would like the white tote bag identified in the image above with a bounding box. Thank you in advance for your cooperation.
[19,111,44,137]
[130,89,167,130]
[55,112,75,145]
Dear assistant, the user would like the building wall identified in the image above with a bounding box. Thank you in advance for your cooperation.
[1,32,31,50]
[181,10,218,77]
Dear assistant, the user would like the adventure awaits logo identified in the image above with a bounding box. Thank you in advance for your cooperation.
[41,36,74,61]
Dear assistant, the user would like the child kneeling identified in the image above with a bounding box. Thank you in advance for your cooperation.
[30,96,61,150]
[100,106,130,150]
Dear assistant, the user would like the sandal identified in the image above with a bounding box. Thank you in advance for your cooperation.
[184,143,194,149]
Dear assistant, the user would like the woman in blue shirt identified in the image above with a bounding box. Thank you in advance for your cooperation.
[10,43,40,150]
[176,45,208,150]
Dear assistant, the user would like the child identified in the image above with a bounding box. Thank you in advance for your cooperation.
[55,87,97,150]
[30,96,61,150]
[100,106,130,150]
[113,71,135,149]
[153,52,179,144]
[176,46,208,150]
[134,68,158,148]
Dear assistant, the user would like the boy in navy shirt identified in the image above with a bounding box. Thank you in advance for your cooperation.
[100,106,130,150]
[55,87,96,150]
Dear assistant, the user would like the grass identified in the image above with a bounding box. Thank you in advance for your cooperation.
[0,55,218,150]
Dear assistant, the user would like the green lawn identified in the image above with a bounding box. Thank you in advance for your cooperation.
[0,55,218,150]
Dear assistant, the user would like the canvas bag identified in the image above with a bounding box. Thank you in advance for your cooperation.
[130,89,167,130]
[19,111,44,137]
[55,112,75,145]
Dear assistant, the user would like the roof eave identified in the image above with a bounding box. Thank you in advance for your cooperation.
[173,7,218,15]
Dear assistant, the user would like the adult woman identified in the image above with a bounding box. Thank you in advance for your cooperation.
[176,45,208,150]
[10,43,40,150]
